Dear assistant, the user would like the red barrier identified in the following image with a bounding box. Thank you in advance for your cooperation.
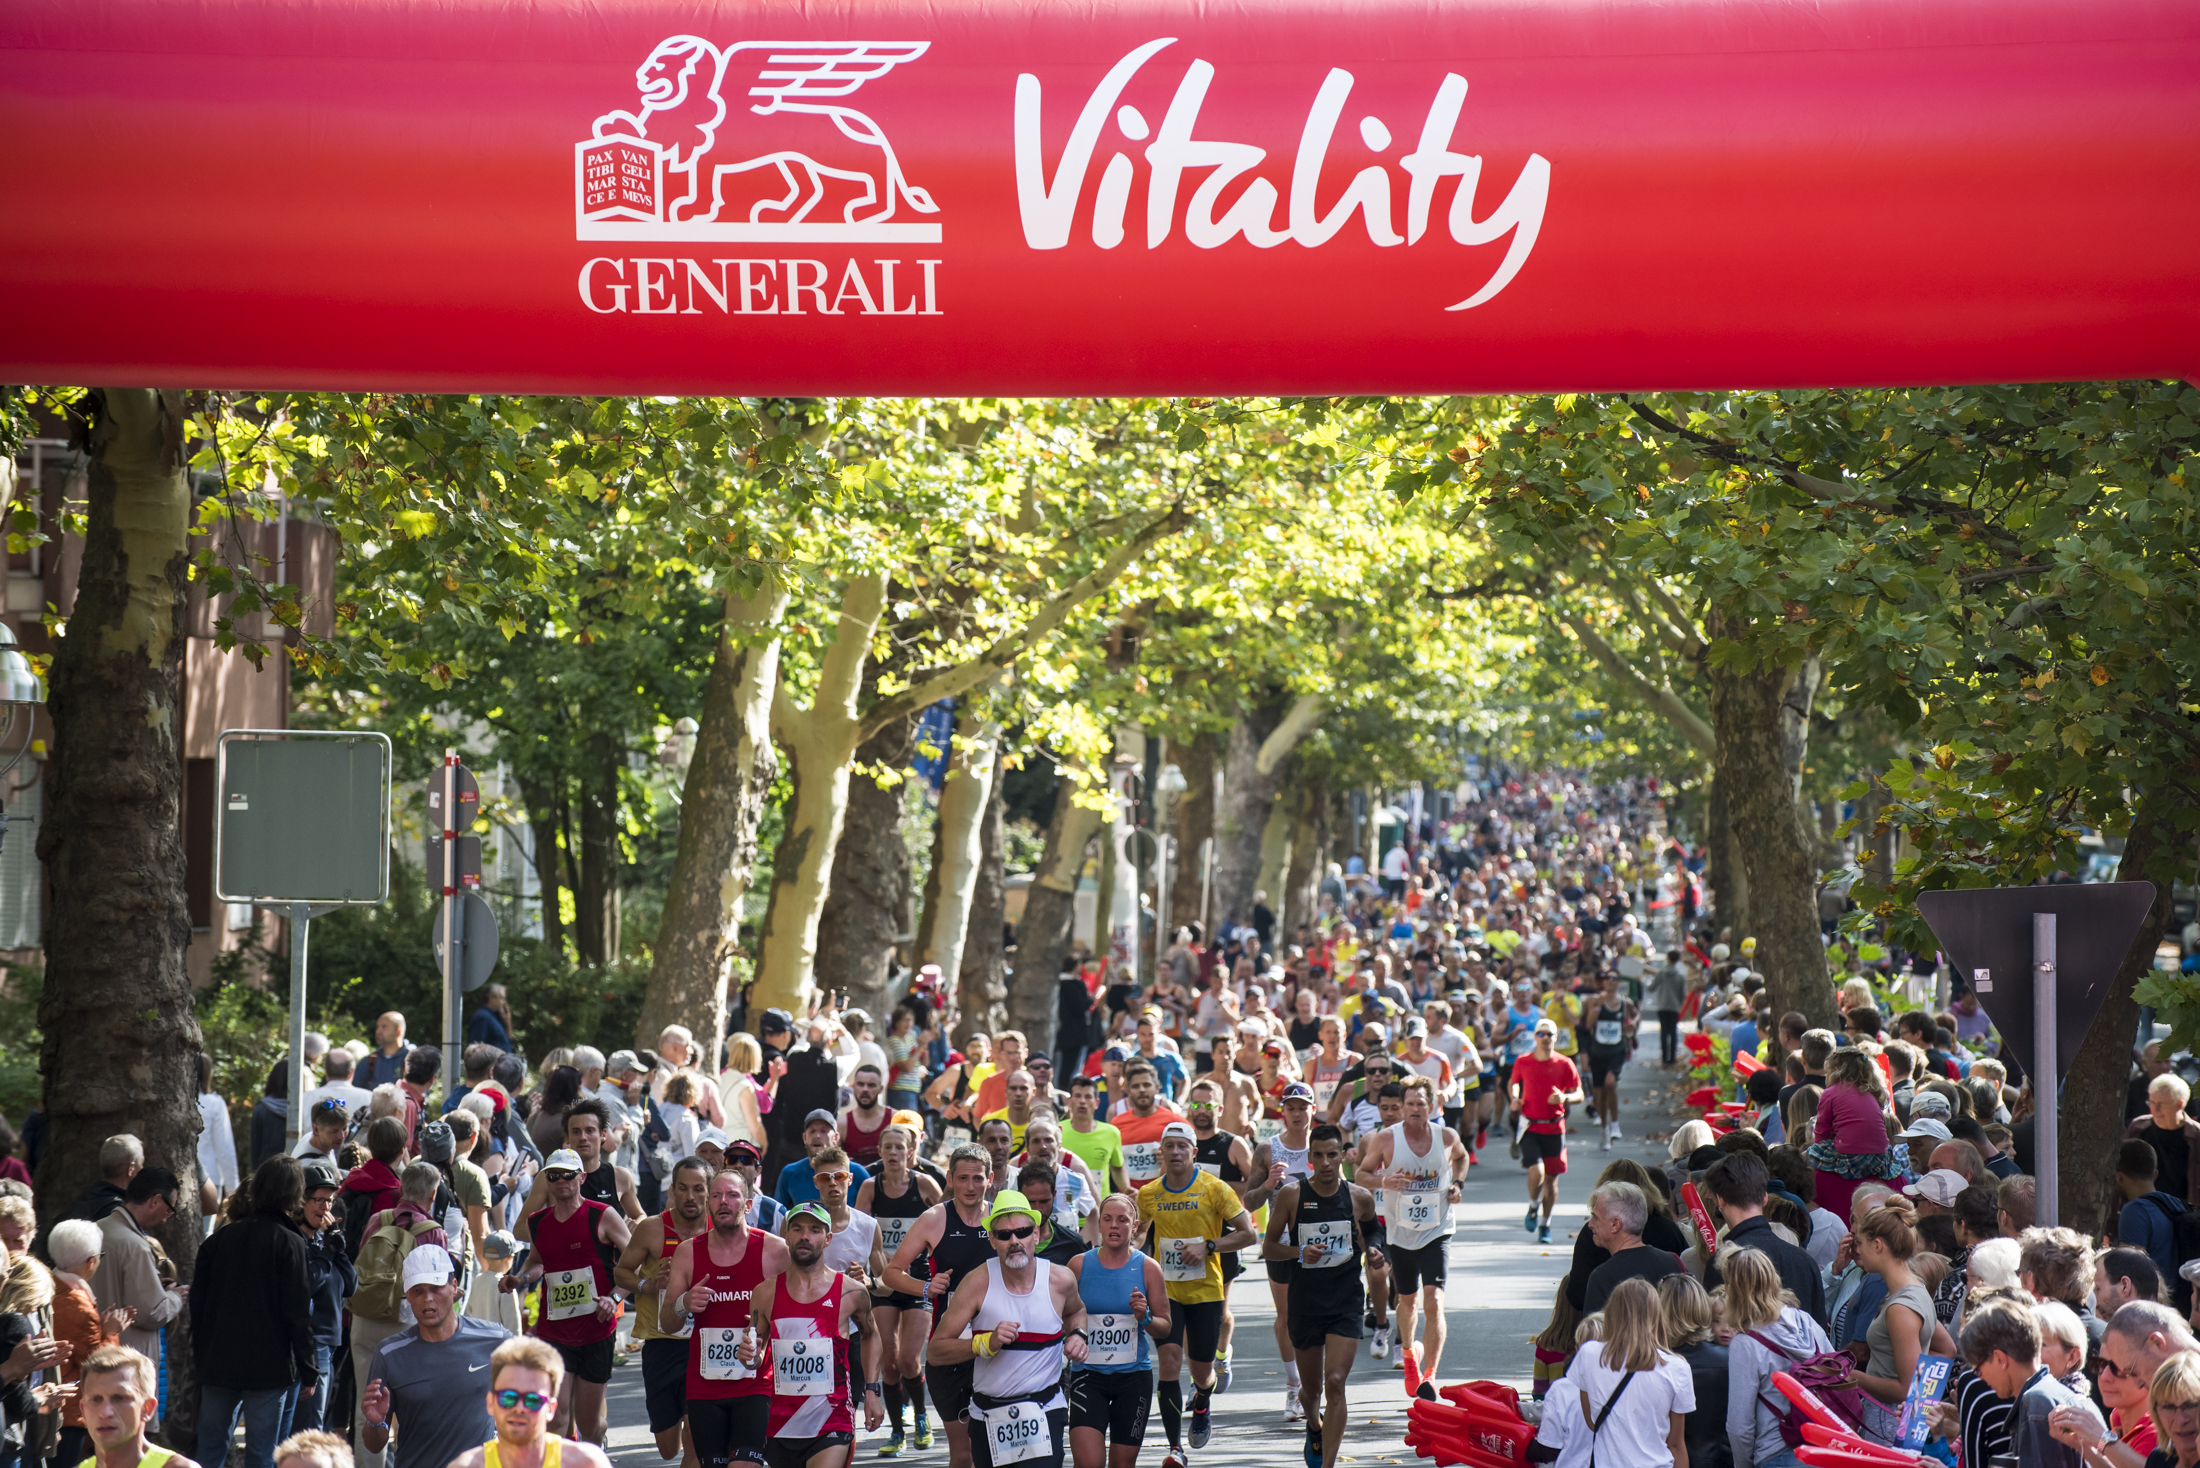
[1440,1382,1522,1416]
[1680,1182,1720,1253]
[3,0,2196,393]
[1799,1424,1924,1465]
[1733,1050,1767,1077]
[1797,1448,1924,1468]
[1685,1086,1718,1108]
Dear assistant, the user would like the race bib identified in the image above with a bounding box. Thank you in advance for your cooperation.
[1594,1020,1624,1046]
[1195,1161,1221,1178]
[1084,1313,1139,1368]
[1123,1141,1160,1182]
[1299,1219,1353,1268]
[1311,1077,1340,1109]
[654,1273,693,1337]
[545,1269,599,1321]
[973,1399,1052,1466]
[1617,955,1645,979]
[1395,1190,1441,1230]
[772,1333,835,1397]
[1254,1118,1286,1147]
[698,1326,756,1382]
[878,1216,913,1258]
[1159,1236,1205,1282]
[941,1123,976,1152]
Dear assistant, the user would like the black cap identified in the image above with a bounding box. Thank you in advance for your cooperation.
[760,1008,795,1036]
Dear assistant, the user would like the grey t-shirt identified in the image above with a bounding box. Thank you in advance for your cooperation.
[371,1316,511,1468]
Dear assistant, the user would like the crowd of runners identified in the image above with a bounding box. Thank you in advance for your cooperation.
[0,773,1693,1468]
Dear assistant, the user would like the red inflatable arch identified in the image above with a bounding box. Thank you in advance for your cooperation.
[2,0,2195,394]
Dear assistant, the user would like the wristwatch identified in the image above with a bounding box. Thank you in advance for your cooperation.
[865,1381,884,1395]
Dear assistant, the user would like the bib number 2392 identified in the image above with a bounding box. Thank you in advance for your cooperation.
[545,1269,599,1320]
[978,1401,1051,1466]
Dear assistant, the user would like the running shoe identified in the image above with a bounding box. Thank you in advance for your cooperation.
[877,1432,904,1458]
[1304,1429,1323,1468]
[1415,1382,1439,1402]
[1286,1392,1306,1425]
[1524,1204,1538,1233]
[1537,1223,1552,1244]
[1218,1351,1233,1393]
[1507,1125,1521,1160]
[1191,1404,1213,1449]
[912,1418,933,1451]
[1371,1324,1391,1359]
[1600,1127,1611,1151]
[1164,1449,1188,1468]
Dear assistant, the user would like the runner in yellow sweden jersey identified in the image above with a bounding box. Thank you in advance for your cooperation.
[1136,1121,1254,1468]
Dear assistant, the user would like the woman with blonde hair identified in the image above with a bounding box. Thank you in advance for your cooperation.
[1842,1195,1935,1444]
[1665,1119,1717,1199]
[1657,1274,1732,1468]
[1559,1277,1694,1466]
[1724,1247,1831,1467]
[716,1032,768,1147]
[0,1251,62,1467]
[2148,1350,2200,1468]
[1807,1048,1899,1226]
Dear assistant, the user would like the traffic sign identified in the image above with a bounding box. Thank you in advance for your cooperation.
[215,730,392,904]
[426,765,479,833]
[433,890,501,991]
[1915,881,2157,1085]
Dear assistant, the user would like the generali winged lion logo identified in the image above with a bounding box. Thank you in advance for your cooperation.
[577,37,943,241]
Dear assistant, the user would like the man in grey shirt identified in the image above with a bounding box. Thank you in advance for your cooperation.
[1960,1297,2101,1468]
[363,1247,510,1468]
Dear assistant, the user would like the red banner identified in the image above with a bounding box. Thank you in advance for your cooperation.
[1680,1181,1721,1255]
[3,0,2196,394]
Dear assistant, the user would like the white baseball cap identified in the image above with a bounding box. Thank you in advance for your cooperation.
[1160,1121,1197,1145]
[401,1246,455,1291]
[544,1148,586,1174]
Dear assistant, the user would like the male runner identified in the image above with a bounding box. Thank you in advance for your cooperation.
[1061,1078,1127,1194]
[884,1146,997,1468]
[1496,982,1541,1155]
[1360,1077,1467,1396]
[856,1123,941,1457]
[515,1101,645,1232]
[1183,1079,1252,1395]
[1068,1195,1169,1468]
[614,1156,712,1466]
[661,1171,790,1468]
[1017,1121,1097,1237]
[1419,1003,1478,1159]
[1110,1062,1181,1193]
[441,1336,616,1468]
[1508,1019,1583,1244]
[1393,1022,1457,1163]
[840,1066,892,1172]
[810,1148,884,1285]
[1138,1122,1257,1466]
[508,1148,634,1443]
[1243,1083,1317,1420]
[742,1202,885,1468]
[980,1072,1042,1154]
[1344,1083,1403,1358]
[79,1344,204,1468]
[1581,972,1637,1149]
[928,1190,1091,1468]
[1261,1126,1380,1468]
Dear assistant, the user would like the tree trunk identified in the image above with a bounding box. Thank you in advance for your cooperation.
[1211,698,1290,933]
[576,731,621,965]
[1166,732,1215,939]
[751,573,888,1015]
[1704,765,1743,942]
[34,389,205,1378]
[637,579,787,1059]
[2062,787,2180,1235]
[1282,777,1326,935]
[965,774,1015,1047]
[1011,785,1104,1051]
[1257,774,1295,918]
[516,773,567,958]
[1704,613,1834,1037]
[913,722,999,986]
[813,706,919,1025]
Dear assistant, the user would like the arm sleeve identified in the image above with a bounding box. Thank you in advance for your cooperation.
[281,1237,319,1381]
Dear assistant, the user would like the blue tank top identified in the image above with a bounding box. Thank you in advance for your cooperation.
[1074,1249,1152,1374]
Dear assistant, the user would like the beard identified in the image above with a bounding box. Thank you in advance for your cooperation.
[1001,1244,1031,1268]
[791,1243,823,1266]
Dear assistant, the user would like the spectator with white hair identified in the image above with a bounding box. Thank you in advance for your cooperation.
[2130,1072,2200,1209]
[48,1218,128,1468]
[64,1135,142,1224]
[647,1025,725,1128]
[301,1047,373,1121]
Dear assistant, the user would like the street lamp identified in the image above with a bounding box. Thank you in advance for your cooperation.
[1153,762,1187,947]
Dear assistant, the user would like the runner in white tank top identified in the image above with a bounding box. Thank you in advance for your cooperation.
[1362,1077,1469,1398]
[1244,1085,1320,1424]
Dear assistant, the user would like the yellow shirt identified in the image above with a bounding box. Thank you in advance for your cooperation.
[979,1108,1029,1154]
[1486,929,1524,956]
[1543,993,1582,1056]
[1136,1169,1243,1305]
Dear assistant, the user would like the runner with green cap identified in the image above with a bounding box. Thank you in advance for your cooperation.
[927,1189,1090,1468]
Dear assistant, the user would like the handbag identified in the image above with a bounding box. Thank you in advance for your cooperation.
[1579,1369,1638,1468]
[1744,1328,1875,1446]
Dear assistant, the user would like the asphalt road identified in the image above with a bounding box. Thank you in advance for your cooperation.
[597,1035,1695,1468]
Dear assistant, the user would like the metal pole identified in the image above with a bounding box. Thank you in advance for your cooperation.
[442,749,462,1100]
[286,900,311,1149]
[2035,911,2058,1227]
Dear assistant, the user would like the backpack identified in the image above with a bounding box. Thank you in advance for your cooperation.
[1744,1330,1875,1448]
[349,1213,444,1323]
[2141,1194,2200,1309]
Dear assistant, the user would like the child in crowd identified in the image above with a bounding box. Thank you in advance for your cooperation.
[1532,1279,1583,1399]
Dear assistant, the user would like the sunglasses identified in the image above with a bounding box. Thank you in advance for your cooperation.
[495,1390,551,1412]
[992,1224,1036,1241]
[545,1170,579,1181]
[818,1171,852,1184]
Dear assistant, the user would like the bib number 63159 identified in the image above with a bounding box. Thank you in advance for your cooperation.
[979,1402,1050,1466]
